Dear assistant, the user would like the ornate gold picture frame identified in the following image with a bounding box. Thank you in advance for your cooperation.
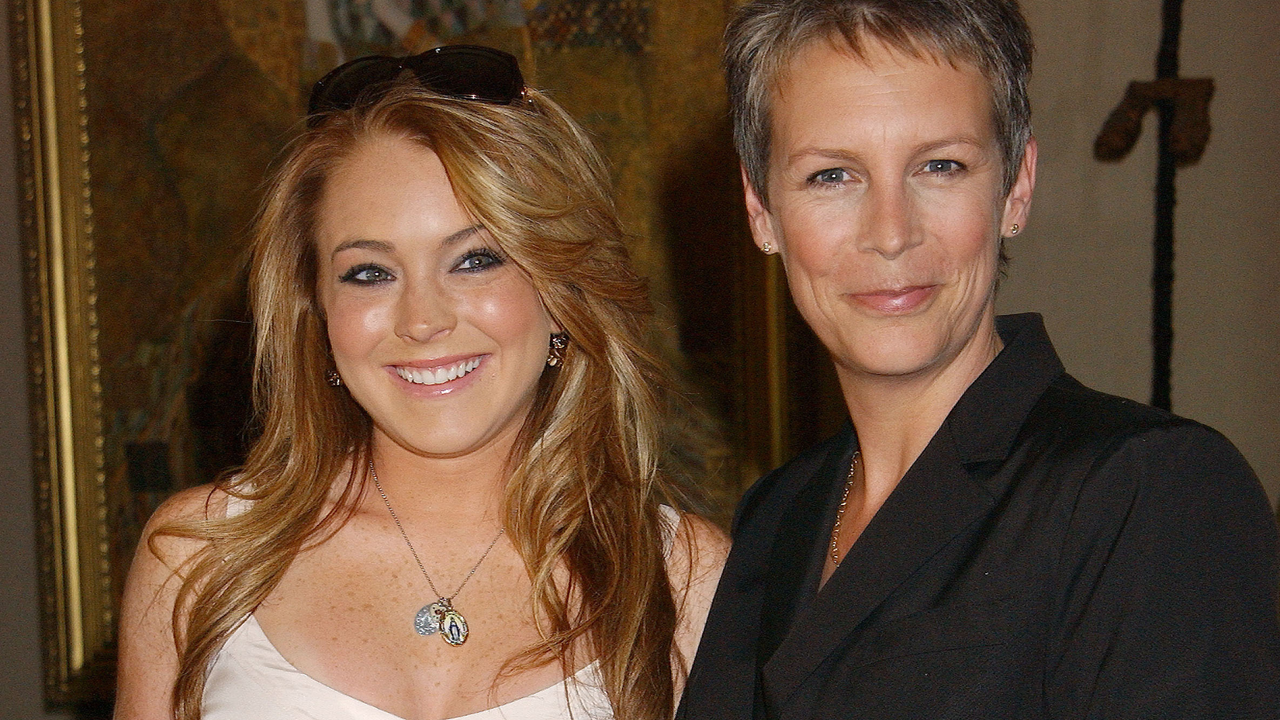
[14,0,840,708]
[13,0,114,706]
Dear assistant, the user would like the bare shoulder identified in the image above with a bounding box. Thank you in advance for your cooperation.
[667,512,730,589]
[667,511,730,679]
[115,484,228,720]
[146,484,229,559]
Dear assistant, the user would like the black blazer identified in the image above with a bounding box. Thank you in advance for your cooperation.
[679,314,1280,720]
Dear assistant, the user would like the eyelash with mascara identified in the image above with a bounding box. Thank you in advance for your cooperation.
[456,248,504,272]
[337,245,506,285]
[339,264,393,284]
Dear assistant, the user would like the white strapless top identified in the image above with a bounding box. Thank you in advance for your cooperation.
[201,503,681,719]
[203,614,612,720]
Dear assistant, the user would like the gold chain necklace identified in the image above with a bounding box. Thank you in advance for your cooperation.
[370,461,505,646]
[829,451,862,567]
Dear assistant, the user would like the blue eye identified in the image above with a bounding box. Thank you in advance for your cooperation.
[456,249,503,272]
[924,160,964,174]
[809,168,852,185]
[339,264,393,284]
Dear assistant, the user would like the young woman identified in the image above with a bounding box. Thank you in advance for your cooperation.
[116,45,728,720]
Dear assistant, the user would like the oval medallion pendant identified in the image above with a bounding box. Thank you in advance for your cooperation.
[413,601,446,636]
[439,609,469,646]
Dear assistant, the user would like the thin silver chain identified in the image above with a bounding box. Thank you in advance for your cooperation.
[829,451,862,567]
[369,461,505,602]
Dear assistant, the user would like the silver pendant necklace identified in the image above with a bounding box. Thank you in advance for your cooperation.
[370,461,505,646]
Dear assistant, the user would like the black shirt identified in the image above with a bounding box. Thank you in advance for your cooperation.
[680,313,1280,720]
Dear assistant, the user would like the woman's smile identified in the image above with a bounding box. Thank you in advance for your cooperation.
[846,285,938,315]
[391,355,485,387]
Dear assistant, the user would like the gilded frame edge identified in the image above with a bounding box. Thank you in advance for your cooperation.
[11,0,113,706]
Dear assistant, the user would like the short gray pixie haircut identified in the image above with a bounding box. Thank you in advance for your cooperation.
[725,0,1034,205]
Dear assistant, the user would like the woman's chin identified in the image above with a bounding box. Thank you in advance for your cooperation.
[834,331,1001,392]
[828,328,940,377]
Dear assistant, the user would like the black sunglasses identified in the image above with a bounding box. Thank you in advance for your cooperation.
[307,44,525,128]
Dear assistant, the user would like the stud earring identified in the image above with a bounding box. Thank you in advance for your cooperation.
[1009,224,1020,236]
[326,369,342,387]
[547,333,569,367]
[761,241,773,254]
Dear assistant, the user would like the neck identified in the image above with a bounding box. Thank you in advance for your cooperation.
[837,314,1002,504]
[361,429,517,531]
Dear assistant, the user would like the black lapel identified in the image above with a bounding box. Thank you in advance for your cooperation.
[759,428,997,709]
[678,430,850,720]
[756,438,855,666]
[684,314,1064,718]
[757,314,1064,711]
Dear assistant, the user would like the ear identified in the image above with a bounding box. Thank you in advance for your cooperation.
[1000,136,1038,236]
[742,164,779,253]
[543,305,563,335]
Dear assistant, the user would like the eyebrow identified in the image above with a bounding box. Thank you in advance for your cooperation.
[915,136,986,155]
[331,238,393,258]
[785,147,860,166]
[785,136,987,166]
[330,225,485,260]
[440,225,484,248]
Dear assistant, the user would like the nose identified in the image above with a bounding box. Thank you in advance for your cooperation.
[394,278,456,343]
[858,182,921,260]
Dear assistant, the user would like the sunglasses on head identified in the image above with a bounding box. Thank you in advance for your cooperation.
[307,44,526,128]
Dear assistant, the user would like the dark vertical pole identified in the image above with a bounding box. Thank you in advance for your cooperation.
[1150,0,1184,410]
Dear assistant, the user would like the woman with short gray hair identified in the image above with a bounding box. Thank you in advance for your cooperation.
[679,1,1280,717]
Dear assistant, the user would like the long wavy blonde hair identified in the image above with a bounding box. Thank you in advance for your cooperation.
[159,83,686,720]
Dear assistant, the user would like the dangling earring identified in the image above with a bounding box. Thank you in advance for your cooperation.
[761,241,773,254]
[547,333,569,367]
[326,369,342,387]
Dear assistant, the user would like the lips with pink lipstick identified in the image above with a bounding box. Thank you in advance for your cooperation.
[847,285,938,314]
[394,356,482,386]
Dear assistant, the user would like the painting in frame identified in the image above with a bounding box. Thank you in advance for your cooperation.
[13,0,848,709]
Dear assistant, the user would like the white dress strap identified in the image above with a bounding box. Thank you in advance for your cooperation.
[659,504,682,556]
[224,492,252,519]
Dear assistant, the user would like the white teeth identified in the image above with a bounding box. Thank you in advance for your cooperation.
[396,358,481,386]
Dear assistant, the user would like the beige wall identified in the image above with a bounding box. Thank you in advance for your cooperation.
[1002,0,1280,505]
[1,1,1276,716]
